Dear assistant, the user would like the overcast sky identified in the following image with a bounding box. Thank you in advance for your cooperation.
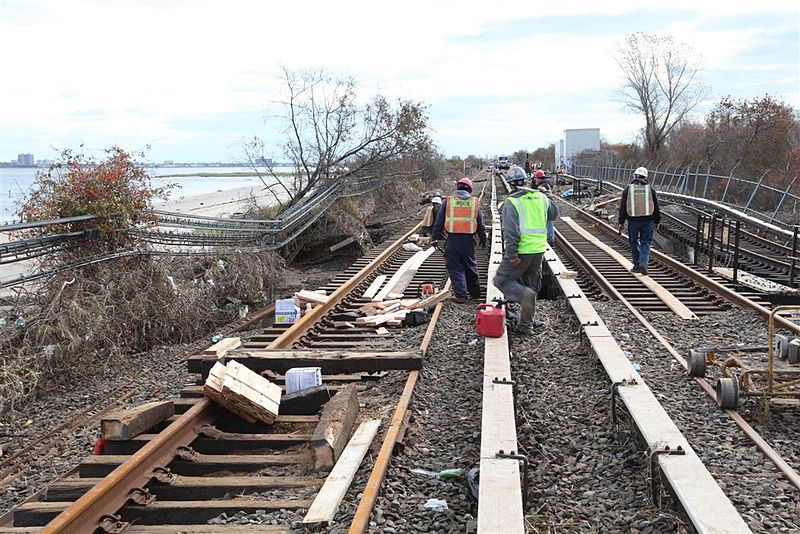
[1,0,798,164]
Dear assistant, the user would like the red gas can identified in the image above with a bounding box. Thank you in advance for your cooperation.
[476,303,505,338]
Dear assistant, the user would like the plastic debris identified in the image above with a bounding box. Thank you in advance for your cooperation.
[623,351,634,360]
[411,468,463,480]
[620,333,630,341]
[403,242,423,252]
[211,334,223,343]
[423,498,449,512]
[632,363,641,371]
[15,316,25,327]
[467,339,478,346]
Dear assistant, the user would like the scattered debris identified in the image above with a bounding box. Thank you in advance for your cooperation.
[203,360,281,424]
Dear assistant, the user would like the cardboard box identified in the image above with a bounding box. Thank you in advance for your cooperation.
[285,367,323,394]
[275,298,300,325]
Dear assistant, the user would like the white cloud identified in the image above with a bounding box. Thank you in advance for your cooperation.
[1,0,797,160]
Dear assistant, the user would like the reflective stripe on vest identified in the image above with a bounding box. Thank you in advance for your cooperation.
[445,196,478,234]
[626,184,654,217]
[422,205,435,226]
[507,192,549,254]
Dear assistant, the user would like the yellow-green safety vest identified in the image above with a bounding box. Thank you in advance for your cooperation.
[507,192,549,254]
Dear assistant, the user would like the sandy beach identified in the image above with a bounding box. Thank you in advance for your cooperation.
[1,185,286,290]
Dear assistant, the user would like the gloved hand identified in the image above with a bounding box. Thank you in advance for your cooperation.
[510,255,522,267]
[430,240,438,249]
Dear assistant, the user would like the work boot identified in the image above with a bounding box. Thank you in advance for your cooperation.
[630,265,640,273]
[520,288,536,324]
[639,265,649,275]
[531,319,545,328]
[513,321,535,335]
[453,295,468,303]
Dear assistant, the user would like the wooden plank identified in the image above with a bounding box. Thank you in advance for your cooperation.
[44,474,324,502]
[294,290,329,305]
[375,327,389,336]
[78,453,307,478]
[189,350,422,376]
[362,275,387,299]
[303,419,381,526]
[329,236,356,252]
[407,289,452,310]
[101,431,311,455]
[310,384,359,471]
[373,248,435,302]
[100,401,174,441]
[561,217,697,320]
[478,177,524,534]
[203,337,241,357]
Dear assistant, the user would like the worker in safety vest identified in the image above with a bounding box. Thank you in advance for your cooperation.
[618,166,660,275]
[494,166,559,334]
[420,196,442,237]
[431,177,487,302]
[533,169,555,246]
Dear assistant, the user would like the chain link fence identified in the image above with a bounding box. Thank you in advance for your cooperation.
[572,161,800,231]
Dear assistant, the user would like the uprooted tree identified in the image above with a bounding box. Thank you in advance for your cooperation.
[614,32,709,158]
[244,67,433,212]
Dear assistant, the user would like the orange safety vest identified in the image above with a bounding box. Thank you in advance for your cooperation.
[626,184,655,217]
[444,195,478,234]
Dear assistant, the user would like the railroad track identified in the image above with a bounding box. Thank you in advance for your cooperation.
[549,195,800,531]
[0,181,493,533]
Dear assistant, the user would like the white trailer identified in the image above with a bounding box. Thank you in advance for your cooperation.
[558,128,600,171]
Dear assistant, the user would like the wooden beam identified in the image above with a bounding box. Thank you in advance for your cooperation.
[294,290,330,305]
[311,385,359,471]
[44,475,323,502]
[0,527,295,534]
[188,350,423,376]
[78,453,307,478]
[373,248,435,302]
[281,385,331,415]
[100,401,174,441]
[407,289,452,310]
[203,337,241,357]
[329,236,357,252]
[100,431,311,455]
[303,419,381,526]
[361,275,387,299]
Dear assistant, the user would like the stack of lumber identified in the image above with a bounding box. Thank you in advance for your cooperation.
[352,289,452,327]
[203,360,282,424]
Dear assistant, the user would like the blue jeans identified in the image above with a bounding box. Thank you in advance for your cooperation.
[444,234,481,298]
[546,220,554,246]
[627,219,654,268]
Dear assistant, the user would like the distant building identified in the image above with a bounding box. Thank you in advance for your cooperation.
[17,153,34,166]
[554,128,600,170]
[256,157,273,166]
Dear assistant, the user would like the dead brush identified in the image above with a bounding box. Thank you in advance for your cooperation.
[0,251,283,413]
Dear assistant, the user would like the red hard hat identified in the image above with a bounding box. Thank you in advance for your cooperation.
[534,170,546,179]
[457,177,473,192]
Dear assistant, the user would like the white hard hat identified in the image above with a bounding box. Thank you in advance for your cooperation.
[634,166,648,178]
[431,196,442,204]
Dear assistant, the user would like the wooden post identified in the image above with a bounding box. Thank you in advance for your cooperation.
[101,401,175,441]
[790,226,799,287]
[310,384,359,471]
[708,215,717,274]
[693,214,702,266]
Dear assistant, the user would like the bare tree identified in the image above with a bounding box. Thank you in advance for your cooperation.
[615,32,709,157]
[245,68,431,212]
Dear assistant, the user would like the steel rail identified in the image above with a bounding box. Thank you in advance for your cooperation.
[349,177,490,533]
[267,223,423,348]
[559,202,800,490]
[566,199,800,334]
[40,399,218,533]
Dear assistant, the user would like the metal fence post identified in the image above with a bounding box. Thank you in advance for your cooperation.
[744,170,769,213]
[770,175,798,224]
[721,163,740,204]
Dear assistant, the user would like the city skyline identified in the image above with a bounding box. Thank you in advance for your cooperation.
[1,1,798,163]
